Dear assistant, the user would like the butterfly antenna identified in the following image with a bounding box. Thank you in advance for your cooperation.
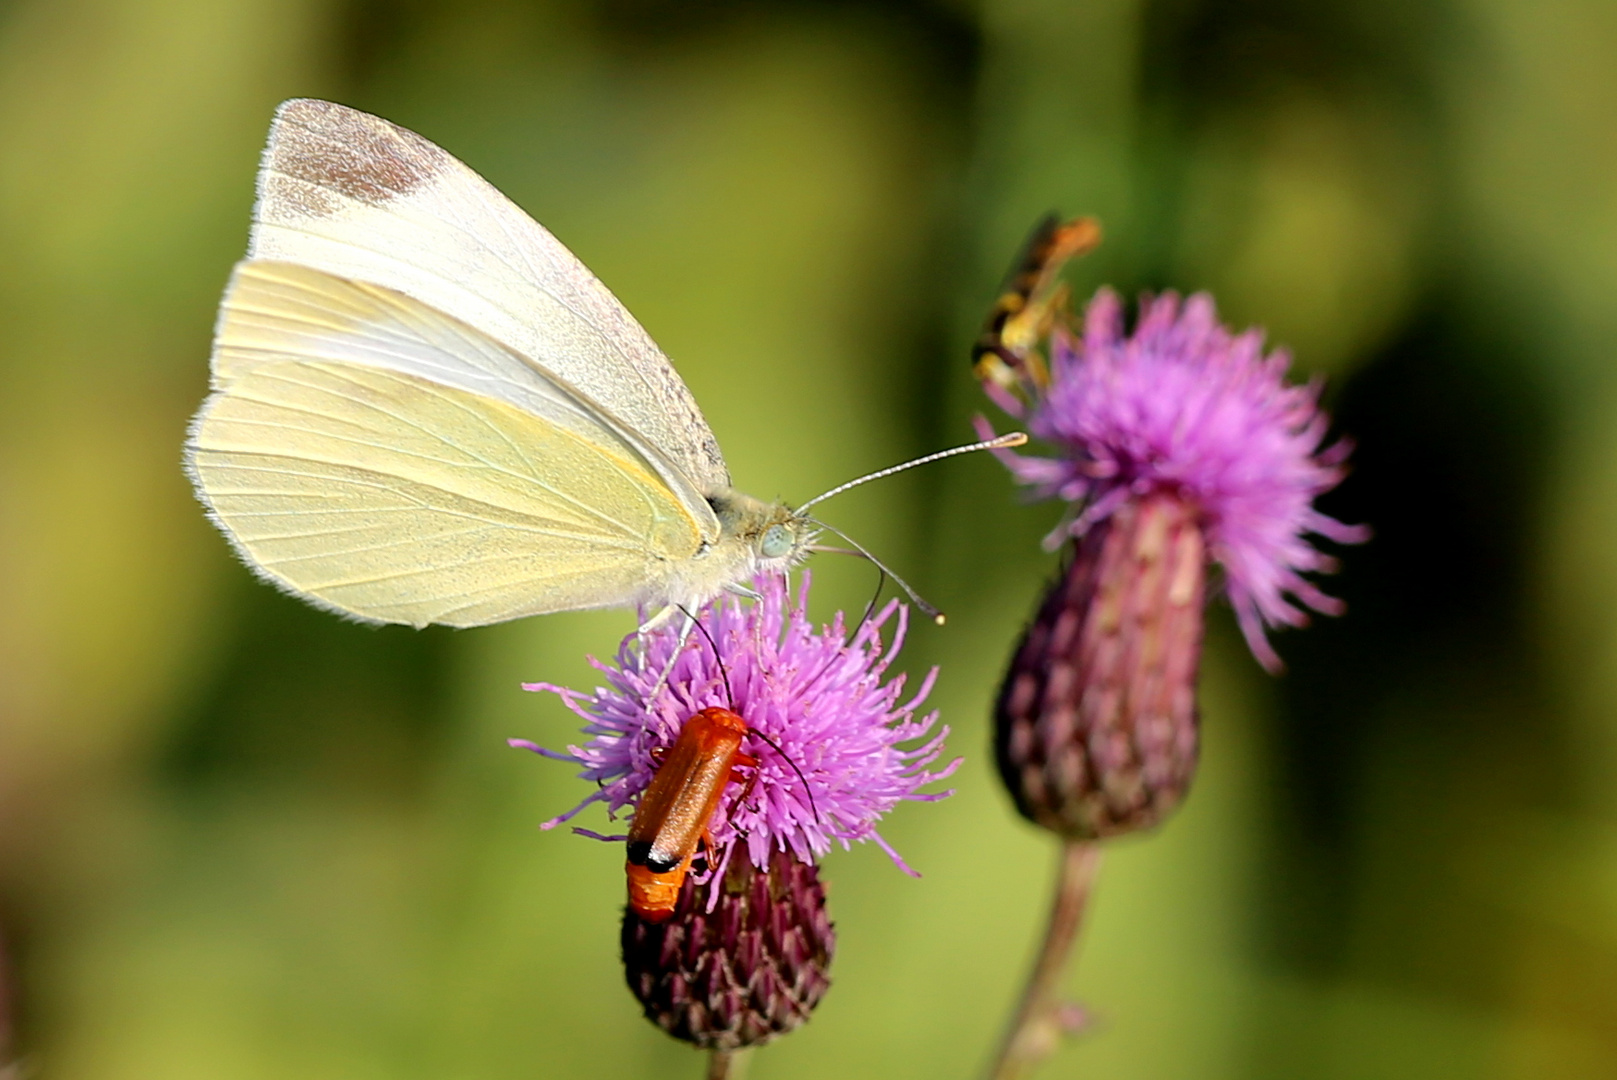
[806,517,945,625]
[676,603,733,711]
[858,566,888,636]
[745,727,820,826]
[794,432,1027,515]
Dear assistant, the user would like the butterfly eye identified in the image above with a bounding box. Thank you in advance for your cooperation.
[759,524,793,560]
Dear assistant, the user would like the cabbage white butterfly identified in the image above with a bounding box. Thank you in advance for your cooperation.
[185,99,1017,629]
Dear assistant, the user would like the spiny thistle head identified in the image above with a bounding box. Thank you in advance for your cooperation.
[983,287,1367,672]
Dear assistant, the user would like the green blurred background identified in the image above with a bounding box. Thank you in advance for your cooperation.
[2,0,1616,1076]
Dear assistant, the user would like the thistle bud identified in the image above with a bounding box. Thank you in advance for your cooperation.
[621,849,834,1050]
[995,491,1205,838]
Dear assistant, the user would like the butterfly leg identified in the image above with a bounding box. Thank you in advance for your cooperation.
[637,604,679,635]
[639,610,695,705]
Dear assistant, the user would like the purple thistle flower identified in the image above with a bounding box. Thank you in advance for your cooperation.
[510,573,959,880]
[980,287,1367,671]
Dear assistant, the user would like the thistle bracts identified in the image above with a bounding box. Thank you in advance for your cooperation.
[995,492,1205,838]
[622,848,834,1050]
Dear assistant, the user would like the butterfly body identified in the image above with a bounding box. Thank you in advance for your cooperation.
[185,99,814,626]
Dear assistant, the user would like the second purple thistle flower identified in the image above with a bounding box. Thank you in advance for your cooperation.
[981,285,1367,838]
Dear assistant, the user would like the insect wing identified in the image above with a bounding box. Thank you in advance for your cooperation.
[186,260,710,627]
[627,708,746,872]
[251,98,731,499]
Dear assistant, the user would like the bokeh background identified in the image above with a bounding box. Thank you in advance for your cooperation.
[2,0,1616,1076]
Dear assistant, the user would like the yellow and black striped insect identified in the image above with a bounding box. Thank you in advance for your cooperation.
[973,215,1101,405]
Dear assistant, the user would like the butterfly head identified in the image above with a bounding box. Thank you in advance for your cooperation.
[706,490,818,573]
[758,508,824,571]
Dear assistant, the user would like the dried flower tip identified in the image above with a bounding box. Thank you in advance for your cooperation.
[996,492,1205,839]
[622,848,834,1050]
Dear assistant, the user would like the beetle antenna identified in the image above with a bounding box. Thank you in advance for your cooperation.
[746,727,820,826]
[795,432,1026,514]
[676,603,732,711]
[678,604,820,825]
[859,566,888,634]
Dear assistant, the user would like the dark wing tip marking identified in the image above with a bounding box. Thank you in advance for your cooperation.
[270,99,444,211]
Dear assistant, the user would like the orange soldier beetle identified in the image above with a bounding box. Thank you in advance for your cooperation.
[624,705,757,922]
[973,215,1101,402]
[623,615,818,923]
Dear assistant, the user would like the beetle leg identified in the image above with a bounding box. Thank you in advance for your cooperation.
[732,760,762,816]
[727,749,759,787]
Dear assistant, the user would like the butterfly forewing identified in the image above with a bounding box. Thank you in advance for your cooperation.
[211,260,719,524]
[251,99,731,497]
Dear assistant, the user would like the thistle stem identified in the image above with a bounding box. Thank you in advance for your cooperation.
[0,924,12,1075]
[707,1048,751,1080]
[987,839,1101,1080]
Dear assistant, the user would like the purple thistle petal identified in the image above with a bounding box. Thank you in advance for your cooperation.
[868,830,920,878]
[540,788,609,831]
[505,738,577,763]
